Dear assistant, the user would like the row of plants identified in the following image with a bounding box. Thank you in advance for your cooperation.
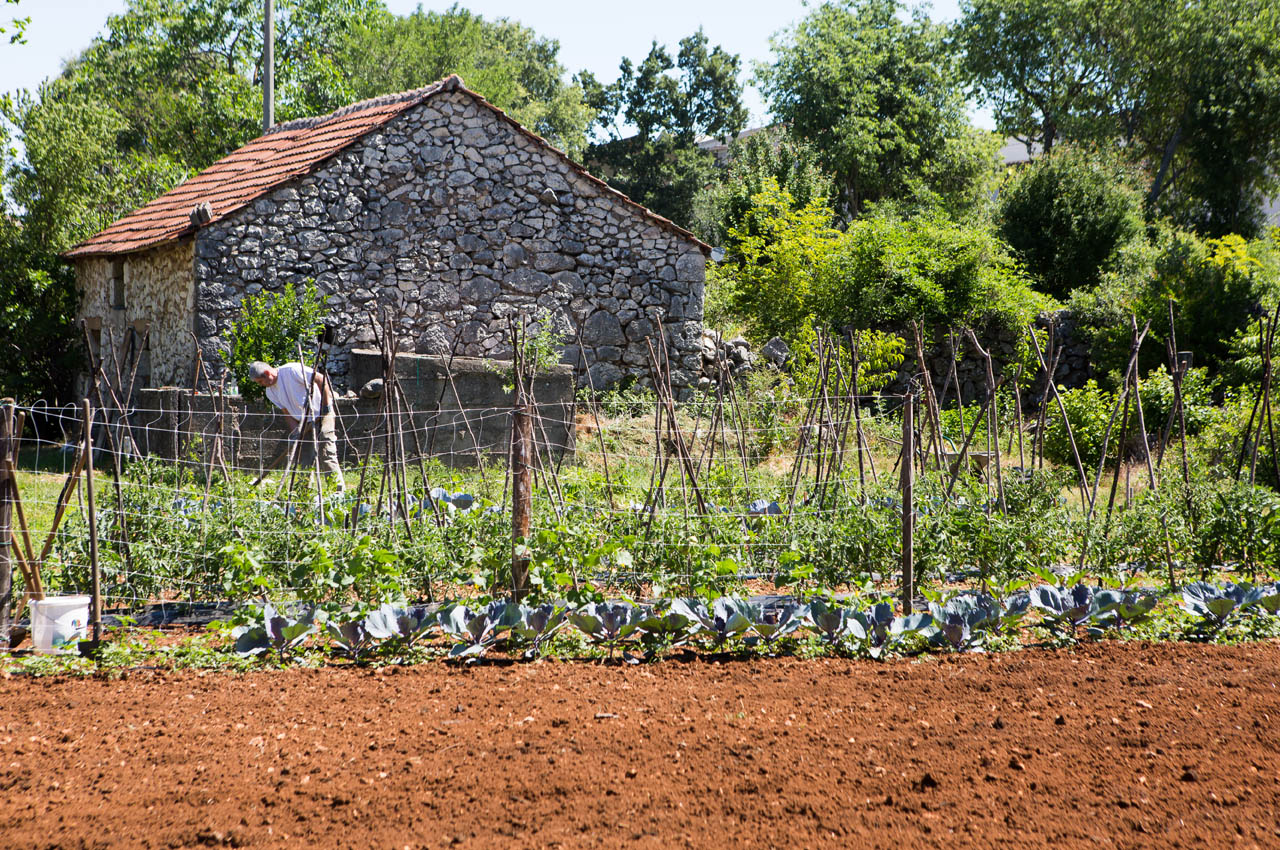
[43,446,1280,611]
[226,578,1280,667]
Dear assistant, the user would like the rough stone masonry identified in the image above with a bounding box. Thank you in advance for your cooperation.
[192,80,710,393]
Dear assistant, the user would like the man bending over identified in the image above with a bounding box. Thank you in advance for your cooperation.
[248,360,344,493]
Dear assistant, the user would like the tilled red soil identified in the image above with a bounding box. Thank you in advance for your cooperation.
[3,641,1279,849]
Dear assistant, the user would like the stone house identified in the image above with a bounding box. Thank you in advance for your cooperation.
[64,75,710,393]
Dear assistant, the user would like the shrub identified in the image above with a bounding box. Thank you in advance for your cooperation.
[998,146,1145,300]
[691,126,834,248]
[723,178,840,343]
[225,281,327,400]
[1044,379,1115,470]
[817,210,1054,338]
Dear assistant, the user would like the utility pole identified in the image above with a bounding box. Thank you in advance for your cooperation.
[263,0,274,132]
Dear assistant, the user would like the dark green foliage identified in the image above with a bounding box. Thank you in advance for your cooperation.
[0,88,192,400]
[998,148,1146,300]
[691,127,834,248]
[758,0,980,216]
[1067,226,1279,382]
[225,281,327,400]
[340,4,591,157]
[579,29,746,228]
[959,0,1280,238]
[584,135,718,227]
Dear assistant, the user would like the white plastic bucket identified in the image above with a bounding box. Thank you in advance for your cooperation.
[30,595,90,654]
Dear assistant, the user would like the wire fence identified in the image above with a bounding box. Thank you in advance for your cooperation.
[1,312,1242,632]
[2,381,928,619]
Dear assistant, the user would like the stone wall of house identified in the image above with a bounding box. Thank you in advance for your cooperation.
[192,85,707,394]
[75,240,195,388]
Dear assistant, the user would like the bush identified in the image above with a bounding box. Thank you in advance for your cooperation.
[1067,226,1280,386]
[1044,379,1116,470]
[225,281,327,401]
[717,183,1055,360]
[691,126,834,248]
[817,210,1054,338]
[998,146,1145,300]
[722,178,840,343]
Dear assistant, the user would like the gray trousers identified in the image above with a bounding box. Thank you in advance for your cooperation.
[298,412,341,478]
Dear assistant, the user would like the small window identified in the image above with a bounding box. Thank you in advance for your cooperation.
[110,259,125,309]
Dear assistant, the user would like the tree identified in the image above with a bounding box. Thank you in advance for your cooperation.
[758,0,977,216]
[579,29,747,227]
[959,0,1280,238]
[998,146,1146,300]
[341,4,592,157]
[0,90,191,400]
[0,0,589,399]
[691,126,834,248]
[954,0,1118,155]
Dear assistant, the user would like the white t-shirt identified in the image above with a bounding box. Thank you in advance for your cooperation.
[264,363,322,422]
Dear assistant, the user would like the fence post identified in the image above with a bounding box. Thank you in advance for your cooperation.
[901,392,915,615]
[82,399,101,645]
[511,379,533,601]
[0,399,13,648]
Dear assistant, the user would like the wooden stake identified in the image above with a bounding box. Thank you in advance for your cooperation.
[511,344,533,601]
[901,392,915,615]
[0,400,13,646]
[82,399,102,645]
[1028,326,1090,507]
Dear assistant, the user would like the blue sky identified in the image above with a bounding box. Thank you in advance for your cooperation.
[0,0,989,131]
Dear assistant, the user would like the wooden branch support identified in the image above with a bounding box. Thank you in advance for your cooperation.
[510,332,534,602]
[900,392,915,615]
[82,399,102,646]
[0,400,13,645]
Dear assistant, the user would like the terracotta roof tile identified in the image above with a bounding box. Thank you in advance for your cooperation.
[64,75,709,259]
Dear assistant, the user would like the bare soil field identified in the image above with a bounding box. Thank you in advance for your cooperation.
[3,641,1279,850]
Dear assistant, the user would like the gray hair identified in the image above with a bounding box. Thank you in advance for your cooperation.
[247,361,272,380]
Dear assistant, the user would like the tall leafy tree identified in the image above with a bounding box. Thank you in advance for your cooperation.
[341,4,591,157]
[959,0,1280,237]
[757,0,976,216]
[954,0,1119,155]
[578,29,747,227]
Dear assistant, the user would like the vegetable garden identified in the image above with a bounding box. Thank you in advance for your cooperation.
[4,314,1280,671]
[3,319,1280,849]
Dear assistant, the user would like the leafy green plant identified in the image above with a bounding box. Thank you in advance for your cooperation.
[364,603,436,649]
[225,280,327,401]
[1044,379,1115,469]
[232,602,318,660]
[567,602,647,657]
[437,601,524,660]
